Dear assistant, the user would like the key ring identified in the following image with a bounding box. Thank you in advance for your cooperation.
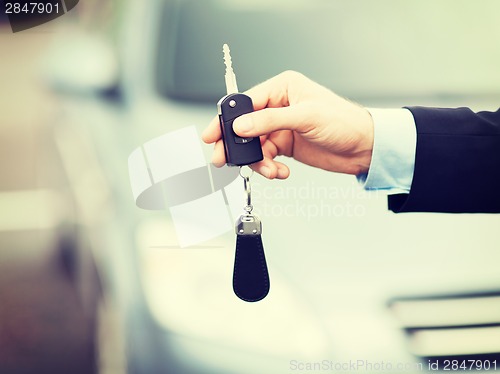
[239,167,253,213]
[243,176,252,212]
[239,166,254,179]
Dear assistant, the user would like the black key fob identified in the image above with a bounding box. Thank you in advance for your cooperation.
[217,93,264,166]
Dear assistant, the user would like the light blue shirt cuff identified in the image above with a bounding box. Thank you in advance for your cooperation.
[357,108,416,194]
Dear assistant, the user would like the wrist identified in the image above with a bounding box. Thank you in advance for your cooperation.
[353,107,374,174]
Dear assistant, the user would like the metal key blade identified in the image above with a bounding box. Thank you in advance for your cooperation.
[223,44,239,95]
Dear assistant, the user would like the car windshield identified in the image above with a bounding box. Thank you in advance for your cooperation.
[155,0,500,104]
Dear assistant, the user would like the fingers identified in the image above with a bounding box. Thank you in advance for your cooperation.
[211,138,290,179]
[201,70,291,145]
[250,157,290,179]
[243,70,308,110]
[203,70,311,178]
[202,70,309,144]
[211,139,225,167]
[202,115,222,144]
[232,105,311,138]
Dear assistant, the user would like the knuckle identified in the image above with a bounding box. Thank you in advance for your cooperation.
[281,70,304,81]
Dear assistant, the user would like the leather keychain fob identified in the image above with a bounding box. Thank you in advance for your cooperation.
[233,213,270,302]
[217,44,263,167]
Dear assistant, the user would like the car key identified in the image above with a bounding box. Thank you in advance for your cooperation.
[217,44,264,166]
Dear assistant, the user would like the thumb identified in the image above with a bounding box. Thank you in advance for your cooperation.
[233,106,309,138]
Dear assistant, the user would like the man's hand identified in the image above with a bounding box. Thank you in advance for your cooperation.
[202,71,374,179]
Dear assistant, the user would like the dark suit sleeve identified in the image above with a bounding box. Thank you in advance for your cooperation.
[388,107,500,213]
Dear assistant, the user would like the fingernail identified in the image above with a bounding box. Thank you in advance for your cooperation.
[260,166,271,178]
[234,117,253,133]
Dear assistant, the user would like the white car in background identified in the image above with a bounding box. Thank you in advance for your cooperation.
[46,0,500,372]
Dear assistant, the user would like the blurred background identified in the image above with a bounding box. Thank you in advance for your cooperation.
[1,0,500,373]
